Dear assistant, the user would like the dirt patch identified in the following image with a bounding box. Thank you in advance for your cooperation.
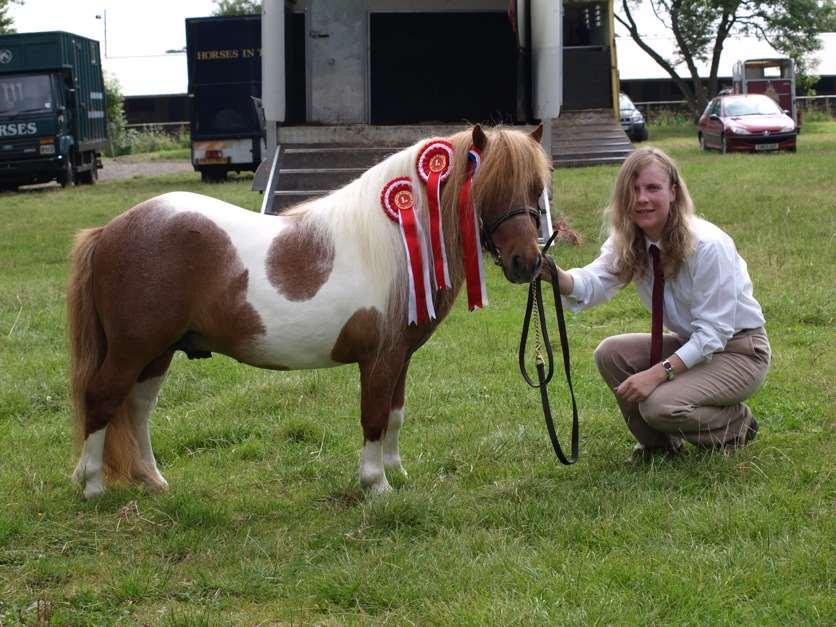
[98,158,195,182]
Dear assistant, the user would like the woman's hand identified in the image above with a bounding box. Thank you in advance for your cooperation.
[539,255,574,295]
[615,367,666,403]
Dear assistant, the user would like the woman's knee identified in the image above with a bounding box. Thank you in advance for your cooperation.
[639,393,690,428]
[593,335,624,370]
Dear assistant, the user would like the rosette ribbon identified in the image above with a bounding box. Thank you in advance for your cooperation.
[457,147,488,311]
[381,177,435,325]
[416,140,454,291]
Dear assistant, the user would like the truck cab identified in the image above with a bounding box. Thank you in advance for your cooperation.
[0,31,107,190]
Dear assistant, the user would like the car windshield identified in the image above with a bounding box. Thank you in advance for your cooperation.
[724,97,781,117]
[0,74,54,116]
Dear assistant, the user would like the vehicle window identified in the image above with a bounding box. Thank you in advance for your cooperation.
[723,97,781,116]
[0,75,53,116]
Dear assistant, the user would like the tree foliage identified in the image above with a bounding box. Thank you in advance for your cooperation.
[0,0,22,34]
[617,0,835,117]
[104,73,128,156]
[212,0,261,16]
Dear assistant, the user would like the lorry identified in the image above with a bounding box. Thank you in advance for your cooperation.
[0,31,106,190]
[732,58,799,128]
[186,15,263,183]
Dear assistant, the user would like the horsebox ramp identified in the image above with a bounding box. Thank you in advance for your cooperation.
[254,124,473,215]
[550,109,635,168]
[254,118,634,214]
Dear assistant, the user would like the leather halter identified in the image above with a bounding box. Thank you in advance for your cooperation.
[480,206,541,259]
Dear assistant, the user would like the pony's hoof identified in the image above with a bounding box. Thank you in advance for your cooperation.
[363,478,393,496]
[390,464,408,478]
[383,454,407,477]
[82,479,106,500]
[71,465,84,486]
[144,476,170,494]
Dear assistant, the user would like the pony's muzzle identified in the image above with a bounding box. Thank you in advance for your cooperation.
[506,252,542,284]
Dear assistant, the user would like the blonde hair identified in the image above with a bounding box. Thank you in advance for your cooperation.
[604,147,695,281]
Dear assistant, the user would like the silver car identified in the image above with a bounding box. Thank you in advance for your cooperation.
[620,92,648,142]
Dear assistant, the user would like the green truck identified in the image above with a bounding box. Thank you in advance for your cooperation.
[0,31,107,190]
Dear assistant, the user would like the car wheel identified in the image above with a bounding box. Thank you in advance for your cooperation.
[720,135,728,155]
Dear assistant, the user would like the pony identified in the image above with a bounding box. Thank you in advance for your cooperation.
[68,124,552,498]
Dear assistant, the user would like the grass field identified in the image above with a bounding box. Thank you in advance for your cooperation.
[0,122,833,625]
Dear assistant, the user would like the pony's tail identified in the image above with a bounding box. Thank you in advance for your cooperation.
[67,228,146,484]
[68,227,106,456]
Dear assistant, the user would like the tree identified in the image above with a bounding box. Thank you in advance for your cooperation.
[0,0,22,34]
[212,0,261,16]
[616,1,835,118]
[104,73,128,156]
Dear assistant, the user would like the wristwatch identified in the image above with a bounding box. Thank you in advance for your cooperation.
[662,360,675,381]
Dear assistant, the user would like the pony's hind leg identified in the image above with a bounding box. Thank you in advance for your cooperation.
[72,351,141,498]
[72,428,107,499]
[129,351,175,492]
[73,349,153,499]
[382,359,410,477]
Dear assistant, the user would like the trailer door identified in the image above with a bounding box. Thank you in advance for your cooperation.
[370,12,517,124]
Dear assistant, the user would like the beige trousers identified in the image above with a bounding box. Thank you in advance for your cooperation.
[593,328,771,448]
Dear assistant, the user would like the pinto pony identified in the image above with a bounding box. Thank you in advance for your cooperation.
[68,125,551,498]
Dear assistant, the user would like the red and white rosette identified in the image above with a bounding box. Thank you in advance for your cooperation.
[416,139,454,291]
[457,147,488,311]
[381,176,435,325]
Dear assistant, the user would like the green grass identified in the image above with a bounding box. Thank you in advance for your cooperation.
[0,123,834,625]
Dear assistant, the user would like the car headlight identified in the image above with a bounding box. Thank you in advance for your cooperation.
[39,143,56,155]
[727,124,751,135]
[631,110,644,122]
[780,124,795,133]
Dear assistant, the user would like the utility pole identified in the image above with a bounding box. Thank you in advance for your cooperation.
[95,10,108,58]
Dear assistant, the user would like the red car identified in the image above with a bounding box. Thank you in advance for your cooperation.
[698,94,797,153]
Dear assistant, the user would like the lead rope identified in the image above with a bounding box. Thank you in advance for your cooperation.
[519,231,580,465]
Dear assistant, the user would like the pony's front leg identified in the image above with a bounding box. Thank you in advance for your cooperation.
[382,358,410,477]
[358,357,404,495]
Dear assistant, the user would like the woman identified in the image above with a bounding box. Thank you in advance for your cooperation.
[549,147,770,458]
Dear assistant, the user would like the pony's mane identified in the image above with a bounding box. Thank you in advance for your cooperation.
[442,127,551,281]
[282,126,551,343]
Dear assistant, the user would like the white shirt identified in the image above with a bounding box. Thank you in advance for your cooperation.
[565,217,765,368]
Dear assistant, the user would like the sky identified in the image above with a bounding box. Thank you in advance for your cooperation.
[9,0,216,95]
[8,1,833,97]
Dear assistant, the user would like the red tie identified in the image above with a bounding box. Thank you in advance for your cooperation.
[650,244,664,365]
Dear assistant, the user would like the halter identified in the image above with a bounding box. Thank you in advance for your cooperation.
[480,206,542,261]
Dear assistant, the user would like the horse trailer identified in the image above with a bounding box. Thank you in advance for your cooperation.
[254,0,632,213]
[185,15,264,182]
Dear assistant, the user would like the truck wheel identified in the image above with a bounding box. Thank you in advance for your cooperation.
[78,166,98,185]
[200,166,227,183]
[58,158,75,188]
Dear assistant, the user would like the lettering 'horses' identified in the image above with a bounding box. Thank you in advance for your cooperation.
[68,125,551,498]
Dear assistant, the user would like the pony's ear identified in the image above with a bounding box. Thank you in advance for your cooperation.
[472,124,488,151]
[529,123,544,143]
